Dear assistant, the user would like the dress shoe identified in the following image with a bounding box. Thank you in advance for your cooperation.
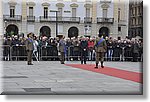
[95,63,98,69]
[28,63,33,65]
[94,66,98,69]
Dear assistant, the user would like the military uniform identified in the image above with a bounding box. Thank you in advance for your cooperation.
[26,33,34,65]
[94,37,107,68]
[58,37,66,64]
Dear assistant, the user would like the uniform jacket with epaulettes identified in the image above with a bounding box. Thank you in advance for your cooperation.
[94,38,107,52]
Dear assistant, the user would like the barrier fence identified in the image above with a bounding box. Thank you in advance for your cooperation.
[0,45,142,62]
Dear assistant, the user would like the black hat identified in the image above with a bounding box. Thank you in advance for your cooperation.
[98,33,103,38]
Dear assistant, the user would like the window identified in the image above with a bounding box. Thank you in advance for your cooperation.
[118,27,121,32]
[135,18,137,25]
[86,8,90,17]
[72,8,76,17]
[44,7,48,18]
[58,24,63,34]
[103,9,107,18]
[118,9,121,22]
[138,7,141,15]
[135,7,137,16]
[29,7,33,17]
[58,8,62,17]
[10,6,15,17]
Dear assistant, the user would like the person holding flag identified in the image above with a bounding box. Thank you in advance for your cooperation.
[94,34,107,68]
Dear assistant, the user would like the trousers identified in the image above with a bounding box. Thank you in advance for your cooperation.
[96,52,105,63]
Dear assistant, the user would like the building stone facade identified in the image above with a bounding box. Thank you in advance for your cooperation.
[2,0,129,39]
[128,0,143,38]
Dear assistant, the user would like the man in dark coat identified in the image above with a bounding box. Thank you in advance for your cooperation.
[132,39,140,62]
[58,36,66,64]
[25,33,34,65]
[11,35,21,60]
[3,36,12,61]
[94,34,107,68]
[80,37,88,64]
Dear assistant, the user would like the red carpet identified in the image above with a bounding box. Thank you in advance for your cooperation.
[65,64,143,84]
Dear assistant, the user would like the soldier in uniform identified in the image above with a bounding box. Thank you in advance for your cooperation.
[94,34,107,68]
[58,36,66,64]
[26,33,34,65]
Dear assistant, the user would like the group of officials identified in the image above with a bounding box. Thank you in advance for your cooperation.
[25,33,106,68]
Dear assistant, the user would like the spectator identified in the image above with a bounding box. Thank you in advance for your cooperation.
[88,38,95,61]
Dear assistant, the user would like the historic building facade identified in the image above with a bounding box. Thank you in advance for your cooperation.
[128,0,143,38]
[2,0,129,39]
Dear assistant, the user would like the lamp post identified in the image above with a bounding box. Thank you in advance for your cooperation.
[50,10,59,37]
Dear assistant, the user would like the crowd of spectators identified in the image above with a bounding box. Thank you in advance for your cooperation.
[2,34,143,62]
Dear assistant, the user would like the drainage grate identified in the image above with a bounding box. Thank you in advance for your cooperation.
[23,88,51,93]
[2,76,28,78]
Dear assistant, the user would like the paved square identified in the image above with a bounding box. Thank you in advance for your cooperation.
[0,61,143,95]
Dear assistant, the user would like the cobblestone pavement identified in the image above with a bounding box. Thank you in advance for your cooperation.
[0,61,143,95]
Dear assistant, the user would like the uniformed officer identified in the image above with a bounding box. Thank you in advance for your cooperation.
[26,33,34,65]
[58,36,66,64]
[94,34,107,68]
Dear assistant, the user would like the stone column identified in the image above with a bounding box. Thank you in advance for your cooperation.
[0,0,3,39]
[91,0,97,37]
[21,0,27,36]
[113,0,119,37]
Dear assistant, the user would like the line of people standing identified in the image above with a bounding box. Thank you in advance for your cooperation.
[3,33,143,64]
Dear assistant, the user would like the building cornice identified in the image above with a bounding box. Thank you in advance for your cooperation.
[56,3,65,8]
[70,3,79,8]
[8,1,17,6]
[42,2,50,7]
[101,3,109,9]
[27,2,36,7]
[84,3,92,8]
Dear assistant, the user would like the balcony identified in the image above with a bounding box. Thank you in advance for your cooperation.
[118,20,127,26]
[3,15,22,21]
[27,16,35,22]
[39,16,51,22]
[39,16,80,23]
[59,17,80,23]
[97,17,114,24]
[84,17,92,23]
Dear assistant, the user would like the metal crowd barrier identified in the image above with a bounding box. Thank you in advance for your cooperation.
[11,45,27,61]
[0,45,142,62]
[40,45,59,60]
[0,45,11,61]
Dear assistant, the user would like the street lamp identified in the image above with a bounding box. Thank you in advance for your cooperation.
[50,10,59,37]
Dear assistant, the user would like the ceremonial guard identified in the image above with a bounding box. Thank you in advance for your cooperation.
[25,33,34,65]
[58,36,66,64]
[94,34,107,68]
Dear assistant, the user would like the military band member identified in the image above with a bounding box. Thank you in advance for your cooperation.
[94,34,107,68]
[26,33,34,65]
